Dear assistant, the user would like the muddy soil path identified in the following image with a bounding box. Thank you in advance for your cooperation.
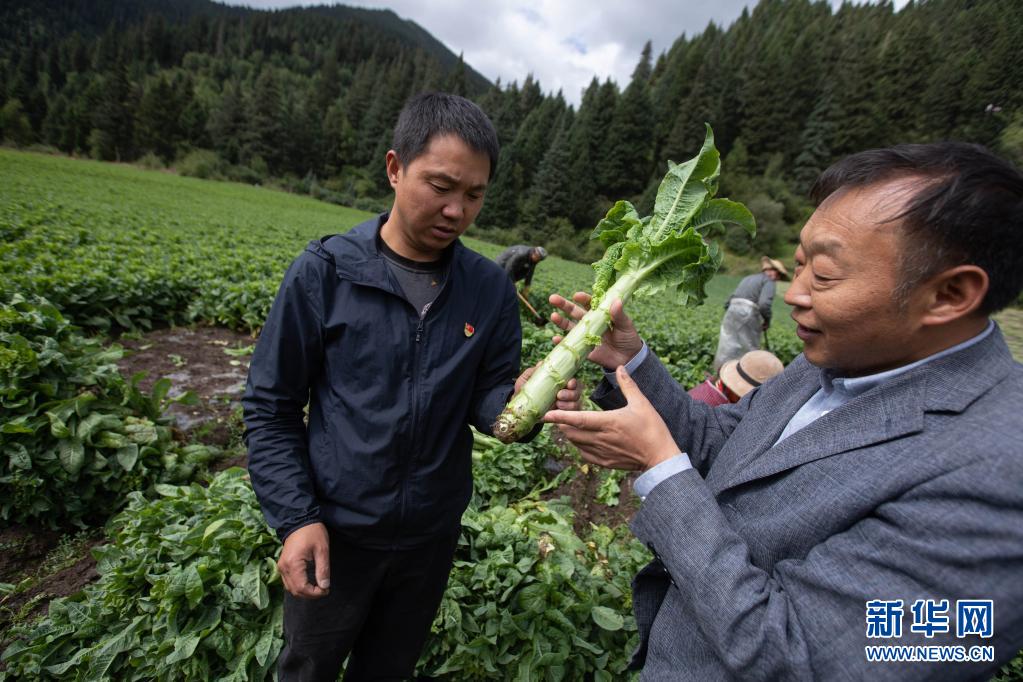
[116,325,256,457]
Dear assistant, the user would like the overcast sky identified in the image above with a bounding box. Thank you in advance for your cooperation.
[219,0,910,107]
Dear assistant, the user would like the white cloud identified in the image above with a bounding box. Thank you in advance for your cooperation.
[218,0,914,106]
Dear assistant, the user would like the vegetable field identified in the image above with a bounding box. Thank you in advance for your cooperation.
[0,148,802,679]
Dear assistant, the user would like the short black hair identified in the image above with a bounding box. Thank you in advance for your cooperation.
[391,92,500,180]
[811,142,1023,314]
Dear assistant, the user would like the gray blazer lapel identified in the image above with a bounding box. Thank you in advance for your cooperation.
[704,357,820,493]
[715,324,1014,493]
[721,375,925,491]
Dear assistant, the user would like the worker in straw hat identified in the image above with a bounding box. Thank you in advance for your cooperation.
[688,349,785,406]
[712,255,790,372]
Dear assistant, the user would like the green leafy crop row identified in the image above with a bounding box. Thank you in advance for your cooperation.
[0,469,282,681]
[420,500,649,681]
[0,150,369,334]
[2,435,646,681]
[1,295,217,527]
[471,427,567,508]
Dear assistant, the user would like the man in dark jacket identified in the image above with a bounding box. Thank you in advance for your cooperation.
[243,93,577,681]
[495,244,547,294]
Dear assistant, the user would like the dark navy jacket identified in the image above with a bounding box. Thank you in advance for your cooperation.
[243,214,523,549]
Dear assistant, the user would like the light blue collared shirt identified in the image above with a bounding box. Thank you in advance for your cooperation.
[629,322,995,500]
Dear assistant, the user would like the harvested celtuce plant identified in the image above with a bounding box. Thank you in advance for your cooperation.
[492,125,755,443]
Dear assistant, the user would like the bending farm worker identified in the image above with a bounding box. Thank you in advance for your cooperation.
[688,349,785,406]
[712,254,790,371]
[495,244,547,295]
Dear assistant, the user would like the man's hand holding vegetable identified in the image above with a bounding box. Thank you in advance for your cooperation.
[490,127,755,443]
[544,292,680,473]
[515,365,582,413]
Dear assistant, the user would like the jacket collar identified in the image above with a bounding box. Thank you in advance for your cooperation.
[710,323,1016,493]
[310,212,464,289]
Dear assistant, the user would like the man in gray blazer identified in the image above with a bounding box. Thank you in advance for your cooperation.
[545,142,1023,679]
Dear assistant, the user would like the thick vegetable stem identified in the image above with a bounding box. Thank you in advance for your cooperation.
[492,271,640,443]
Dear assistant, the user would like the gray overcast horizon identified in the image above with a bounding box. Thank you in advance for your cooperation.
[218,0,910,107]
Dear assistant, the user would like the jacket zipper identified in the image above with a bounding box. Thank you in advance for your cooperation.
[395,294,443,546]
[396,313,422,545]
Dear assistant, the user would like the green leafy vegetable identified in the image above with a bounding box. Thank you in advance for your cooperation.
[0,294,219,527]
[492,125,755,442]
[0,469,283,681]
[417,499,650,680]
[470,426,569,508]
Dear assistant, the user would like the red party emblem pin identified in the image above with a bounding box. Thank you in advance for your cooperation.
[464,323,475,337]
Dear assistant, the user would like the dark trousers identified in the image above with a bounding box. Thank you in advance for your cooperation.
[277,528,460,682]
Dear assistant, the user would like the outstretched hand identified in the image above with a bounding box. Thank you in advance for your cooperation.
[543,366,679,472]
[548,292,643,370]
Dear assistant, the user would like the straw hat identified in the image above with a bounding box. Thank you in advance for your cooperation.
[760,255,790,281]
[720,350,785,398]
